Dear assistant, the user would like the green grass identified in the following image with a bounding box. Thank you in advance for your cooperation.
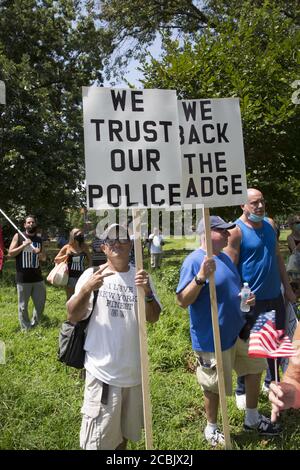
[0,236,299,450]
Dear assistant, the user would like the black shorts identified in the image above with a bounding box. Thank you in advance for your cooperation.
[239,293,286,340]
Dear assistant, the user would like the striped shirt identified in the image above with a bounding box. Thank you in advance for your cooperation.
[16,233,43,283]
[68,252,88,278]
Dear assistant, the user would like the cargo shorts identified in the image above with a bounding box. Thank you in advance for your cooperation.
[195,337,267,395]
[80,371,143,450]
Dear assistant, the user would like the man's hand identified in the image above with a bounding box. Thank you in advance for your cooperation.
[85,263,114,292]
[135,269,152,296]
[239,291,255,307]
[269,381,297,422]
[197,256,216,282]
[22,239,32,248]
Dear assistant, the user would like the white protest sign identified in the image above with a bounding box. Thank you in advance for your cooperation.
[83,87,182,209]
[178,98,247,207]
[0,81,5,105]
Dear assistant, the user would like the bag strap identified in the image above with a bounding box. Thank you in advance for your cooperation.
[80,266,101,325]
[84,289,98,323]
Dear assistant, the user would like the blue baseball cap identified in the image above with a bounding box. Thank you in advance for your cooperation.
[197,216,236,234]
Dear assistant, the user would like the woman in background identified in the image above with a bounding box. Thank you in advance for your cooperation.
[287,214,300,298]
[55,228,91,299]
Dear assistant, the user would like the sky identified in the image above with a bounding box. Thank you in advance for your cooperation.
[104,35,162,89]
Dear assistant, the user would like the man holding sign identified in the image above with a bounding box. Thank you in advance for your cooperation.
[67,224,161,450]
[82,86,182,448]
[8,214,46,331]
[176,216,277,446]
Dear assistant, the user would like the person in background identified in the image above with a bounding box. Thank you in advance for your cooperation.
[148,227,164,269]
[8,215,46,331]
[55,228,91,300]
[286,214,300,296]
[176,215,280,447]
[224,188,296,407]
[287,214,300,255]
[67,223,161,450]
[0,225,4,278]
[57,233,68,249]
[91,234,106,267]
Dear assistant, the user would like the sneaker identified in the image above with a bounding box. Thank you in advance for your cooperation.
[235,393,246,410]
[204,427,225,447]
[244,415,282,436]
[261,383,270,395]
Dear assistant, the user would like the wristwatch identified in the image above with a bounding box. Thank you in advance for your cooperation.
[194,275,206,286]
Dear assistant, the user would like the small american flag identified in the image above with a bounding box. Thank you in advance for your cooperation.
[248,311,298,359]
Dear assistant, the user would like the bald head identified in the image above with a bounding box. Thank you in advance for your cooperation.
[241,188,265,223]
[247,188,264,202]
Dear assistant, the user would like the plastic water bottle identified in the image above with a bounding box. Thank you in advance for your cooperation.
[240,282,251,312]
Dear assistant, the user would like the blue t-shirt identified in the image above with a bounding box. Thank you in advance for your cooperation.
[236,219,281,300]
[176,249,245,352]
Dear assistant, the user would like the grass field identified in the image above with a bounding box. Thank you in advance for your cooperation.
[0,235,299,450]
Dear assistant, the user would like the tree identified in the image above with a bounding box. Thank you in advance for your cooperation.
[139,1,300,217]
[0,0,111,229]
[100,0,300,79]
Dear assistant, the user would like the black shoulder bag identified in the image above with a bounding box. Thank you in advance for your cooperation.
[58,290,99,369]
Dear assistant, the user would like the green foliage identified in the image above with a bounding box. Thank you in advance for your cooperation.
[139,1,300,216]
[0,0,109,228]
[1,238,300,449]
[100,0,210,79]
[159,265,181,291]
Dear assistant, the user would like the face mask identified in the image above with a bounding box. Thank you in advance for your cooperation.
[295,223,300,231]
[248,213,265,223]
[74,234,84,243]
[27,227,36,234]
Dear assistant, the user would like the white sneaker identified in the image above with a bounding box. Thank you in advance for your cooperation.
[235,393,246,410]
[204,427,225,447]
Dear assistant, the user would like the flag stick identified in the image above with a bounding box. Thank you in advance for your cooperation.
[203,207,232,450]
[273,357,280,422]
[274,358,278,384]
[0,208,34,248]
[132,208,154,450]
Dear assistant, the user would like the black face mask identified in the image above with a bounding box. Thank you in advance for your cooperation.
[74,234,84,243]
[27,227,36,234]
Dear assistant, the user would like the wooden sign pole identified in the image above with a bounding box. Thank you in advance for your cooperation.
[132,208,154,450]
[203,207,232,450]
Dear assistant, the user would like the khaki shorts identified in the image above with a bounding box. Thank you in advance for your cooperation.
[80,371,143,450]
[195,338,267,396]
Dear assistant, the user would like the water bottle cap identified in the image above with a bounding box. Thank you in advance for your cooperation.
[243,282,249,287]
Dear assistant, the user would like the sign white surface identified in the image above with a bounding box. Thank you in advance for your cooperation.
[83,87,182,209]
[178,98,247,207]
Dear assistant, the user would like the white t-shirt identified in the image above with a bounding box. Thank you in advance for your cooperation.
[149,234,163,254]
[73,265,160,387]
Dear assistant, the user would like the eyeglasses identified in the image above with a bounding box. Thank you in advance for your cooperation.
[104,238,130,246]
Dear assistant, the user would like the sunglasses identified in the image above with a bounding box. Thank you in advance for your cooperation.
[104,238,130,246]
